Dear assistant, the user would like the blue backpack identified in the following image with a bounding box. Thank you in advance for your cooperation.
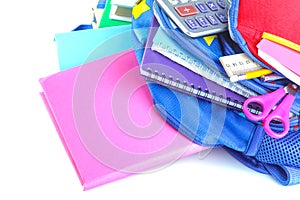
[131,0,300,186]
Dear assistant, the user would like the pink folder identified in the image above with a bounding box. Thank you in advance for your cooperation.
[40,49,206,190]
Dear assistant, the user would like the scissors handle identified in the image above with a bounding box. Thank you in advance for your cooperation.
[243,87,286,121]
[263,94,295,139]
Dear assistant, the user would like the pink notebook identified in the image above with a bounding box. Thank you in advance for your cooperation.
[257,38,300,85]
[40,49,206,190]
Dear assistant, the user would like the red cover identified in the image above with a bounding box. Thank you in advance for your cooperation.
[237,0,300,60]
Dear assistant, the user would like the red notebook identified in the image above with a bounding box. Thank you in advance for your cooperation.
[40,49,206,190]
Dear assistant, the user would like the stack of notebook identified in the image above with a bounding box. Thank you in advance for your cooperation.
[140,18,259,113]
[257,36,300,86]
[40,25,206,190]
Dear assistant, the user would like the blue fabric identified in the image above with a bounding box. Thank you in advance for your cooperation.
[148,83,264,151]
[131,0,300,186]
[255,130,300,167]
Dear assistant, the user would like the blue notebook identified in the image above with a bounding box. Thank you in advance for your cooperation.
[54,25,132,70]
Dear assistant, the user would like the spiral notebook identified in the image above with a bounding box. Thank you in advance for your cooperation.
[151,27,257,98]
[140,18,260,113]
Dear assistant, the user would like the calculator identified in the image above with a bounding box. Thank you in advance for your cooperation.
[155,0,229,38]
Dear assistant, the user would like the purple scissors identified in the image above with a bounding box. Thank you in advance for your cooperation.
[243,84,298,139]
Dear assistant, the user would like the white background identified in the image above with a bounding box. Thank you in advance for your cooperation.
[0,0,299,199]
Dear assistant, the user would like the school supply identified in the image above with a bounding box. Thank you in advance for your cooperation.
[262,32,300,53]
[110,0,136,22]
[99,0,131,27]
[257,38,300,86]
[40,49,205,190]
[261,73,284,83]
[243,84,299,139]
[155,0,229,38]
[132,0,300,186]
[151,27,257,98]
[232,69,273,82]
[219,53,272,82]
[141,19,254,112]
[54,24,132,70]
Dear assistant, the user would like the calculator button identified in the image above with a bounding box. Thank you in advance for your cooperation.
[185,18,200,30]
[175,5,198,17]
[217,0,227,9]
[195,16,209,27]
[215,12,228,23]
[205,1,218,11]
[195,2,208,13]
[206,15,218,25]
[167,0,179,5]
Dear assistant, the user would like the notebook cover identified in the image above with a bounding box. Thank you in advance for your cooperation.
[40,49,206,190]
[257,39,300,76]
[140,18,247,110]
[54,24,132,71]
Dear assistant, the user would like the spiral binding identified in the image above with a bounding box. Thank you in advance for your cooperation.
[143,67,240,110]
[142,67,264,115]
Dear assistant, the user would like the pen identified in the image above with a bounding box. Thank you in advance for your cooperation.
[230,68,273,82]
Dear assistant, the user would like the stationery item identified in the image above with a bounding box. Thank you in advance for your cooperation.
[230,69,273,82]
[40,49,205,190]
[110,0,136,22]
[151,27,257,98]
[54,24,132,70]
[140,20,260,112]
[155,0,229,38]
[109,5,132,22]
[219,53,271,82]
[261,73,284,83]
[243,84,299,139]
[262,32,300,53]
[99,0,131,28]
[257,38,300,86]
